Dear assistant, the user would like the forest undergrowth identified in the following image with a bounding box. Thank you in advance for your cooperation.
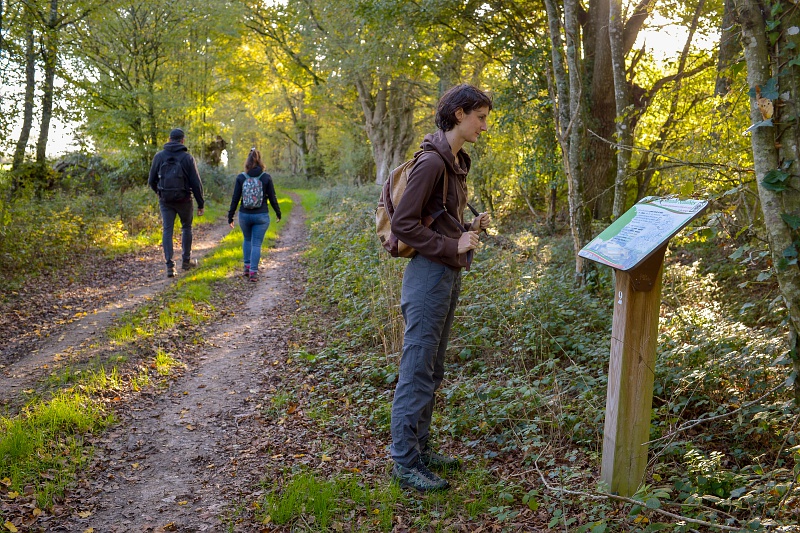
[1,169,799,531]
[269,184,800,532]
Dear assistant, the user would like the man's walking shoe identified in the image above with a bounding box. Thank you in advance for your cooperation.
[421,448,462,471]
[167,266,175,278]
[182,258,198,270]
[391,459,449,492]
[249,270,259,282]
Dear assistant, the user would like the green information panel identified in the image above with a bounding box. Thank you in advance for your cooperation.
[579,197,709,271]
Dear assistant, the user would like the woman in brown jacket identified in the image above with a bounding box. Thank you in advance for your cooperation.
[389,84,492,492]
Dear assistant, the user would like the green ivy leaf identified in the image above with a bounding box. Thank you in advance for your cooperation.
[729,246,747,260]
[645,498,661,509]
[782,213,800,229]
[730,486,748,498]
[762,77,780,99]
[762,168,789,191]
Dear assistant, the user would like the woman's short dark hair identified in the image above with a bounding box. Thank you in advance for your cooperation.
[245,147,264,172]
[435,84,493,131]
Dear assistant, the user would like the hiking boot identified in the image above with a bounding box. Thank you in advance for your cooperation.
[391,459,449,492]
[243,265,250,277]
[249,270,259,282]
[182,258,197,270]
[167,265,175,278]
[421,448,462,471]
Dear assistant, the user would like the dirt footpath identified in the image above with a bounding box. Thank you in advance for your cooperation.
[0,218,229,407]
[16,202,306,532]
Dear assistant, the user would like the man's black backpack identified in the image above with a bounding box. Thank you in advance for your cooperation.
[157,154,189,202]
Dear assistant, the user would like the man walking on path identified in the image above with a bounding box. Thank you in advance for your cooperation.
[148,128,205,278]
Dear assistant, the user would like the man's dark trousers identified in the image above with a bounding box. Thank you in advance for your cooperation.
[159,199,194,268]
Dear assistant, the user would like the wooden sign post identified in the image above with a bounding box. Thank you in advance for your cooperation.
[579,197,708,496]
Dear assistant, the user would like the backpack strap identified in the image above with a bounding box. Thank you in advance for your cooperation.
[419,151,449,227]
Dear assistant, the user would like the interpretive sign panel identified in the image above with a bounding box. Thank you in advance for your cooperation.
[578,196,708,271]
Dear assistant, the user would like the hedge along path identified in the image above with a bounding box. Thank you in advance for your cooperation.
[0,217,232,409]
[46,194,307,532]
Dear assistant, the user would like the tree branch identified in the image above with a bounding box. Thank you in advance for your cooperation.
[622,0,657,54]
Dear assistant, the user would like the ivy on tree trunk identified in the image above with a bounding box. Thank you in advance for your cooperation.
[735,0,800,404]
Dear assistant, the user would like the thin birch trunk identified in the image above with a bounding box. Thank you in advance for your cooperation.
[609,0,631,219]
[563,0,590,283]
[735,0,800,404]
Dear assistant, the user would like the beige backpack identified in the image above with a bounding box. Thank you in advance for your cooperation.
[375,151,448,258]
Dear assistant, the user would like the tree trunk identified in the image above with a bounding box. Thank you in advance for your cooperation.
[0,0,5,58]
[564,0,591,283]
[12,26,36,171]
[584,0,616,220]
[609,0,631,219]
[715,0,740,97]
[735,0,800,404]
[356,76,416,185]
[437,42,464,98]
[544,0,592,282]
[276,76,313,179]
[36,0,59,163]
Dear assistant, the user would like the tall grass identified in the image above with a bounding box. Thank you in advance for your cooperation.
[0,392,113,508]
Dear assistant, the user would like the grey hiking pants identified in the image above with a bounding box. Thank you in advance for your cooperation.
[390,254,461,468]
[159,199,194,267]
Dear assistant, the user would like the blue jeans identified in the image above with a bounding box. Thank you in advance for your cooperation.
[159,200,194,267]
[239,212,270,271]
[390,254,461,467]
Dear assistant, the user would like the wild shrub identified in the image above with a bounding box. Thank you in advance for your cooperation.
[298,183,800,529]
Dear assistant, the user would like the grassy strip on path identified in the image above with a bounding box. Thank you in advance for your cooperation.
[100,195,230,258]
[0,193,293,528]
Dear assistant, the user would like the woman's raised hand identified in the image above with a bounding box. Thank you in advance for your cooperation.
[470,212,491,232]
[457,231,480,254]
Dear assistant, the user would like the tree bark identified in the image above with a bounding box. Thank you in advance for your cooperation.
[715,0,740,97]
[0,0,5,59]
[564,0,591,282]
[609,0,631,219]
[36,0,59,163]
[12,25,36,171]
[585,0,617,220]
[356,76,416,185]
[735,0,800,404]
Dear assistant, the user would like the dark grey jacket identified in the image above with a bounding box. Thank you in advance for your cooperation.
[148,141,205,209]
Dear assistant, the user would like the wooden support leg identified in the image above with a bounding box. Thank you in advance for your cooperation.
[600,246,666,496]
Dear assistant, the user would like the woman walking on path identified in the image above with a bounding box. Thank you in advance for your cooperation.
[228,148,281,282]
[389,84,492,492]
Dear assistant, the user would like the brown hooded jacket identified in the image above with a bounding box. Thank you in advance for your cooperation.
[390,129,472,270]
